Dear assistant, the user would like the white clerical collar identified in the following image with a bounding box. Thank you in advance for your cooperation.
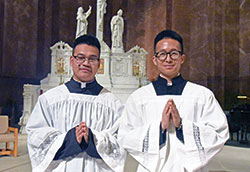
[160,73,180,86]
[72,78,94,88]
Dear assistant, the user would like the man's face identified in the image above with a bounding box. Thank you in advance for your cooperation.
[70,44,100,82]
[152,38,185,81]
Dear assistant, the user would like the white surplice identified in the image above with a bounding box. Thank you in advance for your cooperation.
[26,84,126,172]
[118,82,229,172]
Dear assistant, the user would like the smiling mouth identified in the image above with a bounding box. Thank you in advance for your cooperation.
[164,65,174,69]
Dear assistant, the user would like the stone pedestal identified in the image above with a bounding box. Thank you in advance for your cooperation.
[19,84,40,134]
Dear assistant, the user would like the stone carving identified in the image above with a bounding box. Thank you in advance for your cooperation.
[49,41,72,85]
[111,9,124,52]
[19,84,40,133]
[127,45,148,87]
[96,0,107,40]
[75,6,92,38]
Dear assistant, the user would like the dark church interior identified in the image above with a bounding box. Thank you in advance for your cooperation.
[0,0,249,171]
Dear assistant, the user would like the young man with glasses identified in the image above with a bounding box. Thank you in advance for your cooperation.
[26,35,126,172]
[118,30,229,172]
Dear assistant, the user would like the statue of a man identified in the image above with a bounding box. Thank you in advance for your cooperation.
[111,9,124,51]
[98,0,107,31]
[75,6,92,38]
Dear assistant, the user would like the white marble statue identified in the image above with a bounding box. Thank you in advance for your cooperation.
[96,0,107,40]
[111,9,124,52]
[75,6,92,38]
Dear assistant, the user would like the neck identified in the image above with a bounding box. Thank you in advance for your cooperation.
[160,73,180,83]
[73,76,94,84]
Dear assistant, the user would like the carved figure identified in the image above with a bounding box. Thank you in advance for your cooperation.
[111,9,124,50]
[75,6,92,38]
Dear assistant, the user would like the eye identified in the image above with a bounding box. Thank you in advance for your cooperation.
[88,57,95,61]
[77,56,85,60]
[158,52,166,57]
[170,51,179,55]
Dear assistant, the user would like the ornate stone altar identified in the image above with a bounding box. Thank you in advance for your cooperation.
[19,1,147,133]
[40,41,73,91]
[19,41,73,133]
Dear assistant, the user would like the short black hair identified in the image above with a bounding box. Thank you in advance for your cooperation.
[154,30,184,54]
[73,34,101,56]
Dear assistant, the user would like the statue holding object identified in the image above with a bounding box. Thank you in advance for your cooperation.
[75,6,92,38]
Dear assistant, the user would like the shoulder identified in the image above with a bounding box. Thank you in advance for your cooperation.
[99,89,118,101]
[184,81,215,99]
[43,84,68,96]
[127,83,155,102]
[98,88,123,107]
[39,85,69,102]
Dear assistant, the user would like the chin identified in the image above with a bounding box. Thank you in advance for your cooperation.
[162,72,177,78]
[77,75,93,82]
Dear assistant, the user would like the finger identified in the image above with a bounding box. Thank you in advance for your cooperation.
[78,122,88,130]
[79,122,86,127]
[170,105,181,127]
[83,133,88,143]
[169,106,172,118]
[162,101,171,116]
[171,103,180,119]
[162,108,171,129]
[76,126,84,136]
[76,129,84,144]
[82,126,88,134]
[168,98,174,104]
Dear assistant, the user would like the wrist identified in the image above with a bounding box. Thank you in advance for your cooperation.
[176,118,182,130]
[161,123,167,132]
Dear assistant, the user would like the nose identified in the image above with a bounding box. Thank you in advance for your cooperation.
[82,58,91,65]
[165,53,172,62]
[78,59,91,67]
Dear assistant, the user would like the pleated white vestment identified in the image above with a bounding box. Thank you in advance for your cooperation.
[26,84,126,172]
[118,81,229,172]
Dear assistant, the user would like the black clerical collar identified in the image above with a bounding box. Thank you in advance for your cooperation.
[65,78,103,95]
[152,75,187,95]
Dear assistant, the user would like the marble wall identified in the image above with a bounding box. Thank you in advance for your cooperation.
[239,0,250,102]
[0,0,249,123]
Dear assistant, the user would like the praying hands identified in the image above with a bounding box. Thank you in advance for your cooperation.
[76,122,89,144]
[161,98,182,131]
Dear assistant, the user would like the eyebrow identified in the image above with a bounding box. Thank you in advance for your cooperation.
[156,49,181,53]
[75,53,98,58]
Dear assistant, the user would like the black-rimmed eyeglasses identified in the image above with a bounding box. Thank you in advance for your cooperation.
[73,55,99,65]
[155,50,182,61]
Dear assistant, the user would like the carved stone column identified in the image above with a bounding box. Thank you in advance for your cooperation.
[96,0,106,41]
[19,84,40,134]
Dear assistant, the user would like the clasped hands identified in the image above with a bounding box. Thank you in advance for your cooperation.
[161,99,181,131]
[76,122,89,144]
[75,100,181,143]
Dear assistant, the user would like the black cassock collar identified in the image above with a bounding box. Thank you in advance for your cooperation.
[152,75,187,96]
[65,77,103,96]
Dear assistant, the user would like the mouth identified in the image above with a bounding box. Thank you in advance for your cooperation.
[79,67,91,73]
[163,64,175,69]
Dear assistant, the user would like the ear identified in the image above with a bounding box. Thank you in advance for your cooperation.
[152,55,158,66]
[70,56,74,66]
[181,54,186,64]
